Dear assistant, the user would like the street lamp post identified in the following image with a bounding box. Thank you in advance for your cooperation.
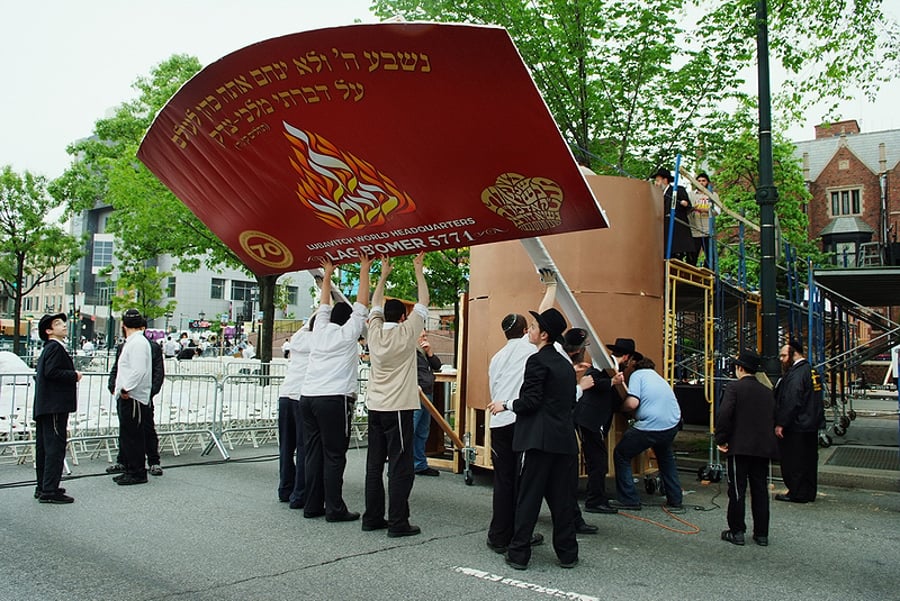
[164,311,173,333]
[250,289,259,334]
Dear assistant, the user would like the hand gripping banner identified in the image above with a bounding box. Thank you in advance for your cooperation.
[138,23,608,275]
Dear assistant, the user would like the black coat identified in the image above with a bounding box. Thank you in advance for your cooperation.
[774,359,824,433]
[715,376,779,459]
[512,344,578,455]
[33,340,78,418]
[416,350,442,396]
[574,367,621,436]
[663,184,694,257]
[108,339,165,397]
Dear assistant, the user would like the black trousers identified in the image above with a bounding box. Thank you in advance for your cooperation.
[35,413,68,493]
[116,400,160,467]
[487,423,517,546]
[726,454,770,537]
[778,430,818,501]
[117,397,150,477]
[578,425,611,507]
[507,450,578,566]
[363,409,415,529]
[278,397,305,504]
[300,395,353,518]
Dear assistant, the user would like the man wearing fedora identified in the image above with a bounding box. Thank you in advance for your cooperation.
[566,329,621,515]
[501,307,579,570]
[610,340,684,512]
[113,309,154,485]
[715,349,779,546]
[773,339,823,504]
[653,167,693,261]
[33,313,82,503]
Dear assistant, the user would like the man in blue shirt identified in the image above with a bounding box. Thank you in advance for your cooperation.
[610,341,683,512]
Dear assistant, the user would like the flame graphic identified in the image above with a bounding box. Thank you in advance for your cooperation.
[283,121,416,230]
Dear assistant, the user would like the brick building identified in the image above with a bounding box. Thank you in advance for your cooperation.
[794,119,900,267]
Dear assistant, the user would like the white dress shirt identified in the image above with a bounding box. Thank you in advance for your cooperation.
[488,335,536,429]
[302,302,369,397]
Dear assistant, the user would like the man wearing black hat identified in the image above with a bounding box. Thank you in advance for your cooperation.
[113,309,154,485]
[715,349,779,546]
[33,313,82,503]
[566,329,621,514]
[502,308,579,571]
[610,341,684,512]
[652,167,693,261]
[773,340,823,504]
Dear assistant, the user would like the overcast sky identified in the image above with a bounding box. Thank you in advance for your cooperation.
[2,0,898,180]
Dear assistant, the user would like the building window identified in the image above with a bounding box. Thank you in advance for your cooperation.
[231,280,257,302]
[210,278,225,300]
[92,238,114,271]
[829,188,861,217]
[167,276,176,297]
[285,286,298,306]
[96,281,112,306]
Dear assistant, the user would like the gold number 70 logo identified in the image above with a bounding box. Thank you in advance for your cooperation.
[238,230,294,269]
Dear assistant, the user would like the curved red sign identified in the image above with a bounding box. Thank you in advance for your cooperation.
[138,23,608,274]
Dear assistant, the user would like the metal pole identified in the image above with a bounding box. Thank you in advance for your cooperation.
[756,0,780,380]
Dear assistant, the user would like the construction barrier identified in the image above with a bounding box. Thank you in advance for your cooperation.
[0,364,371,468]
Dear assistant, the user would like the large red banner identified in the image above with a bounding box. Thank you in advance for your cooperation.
[138,23,608,275]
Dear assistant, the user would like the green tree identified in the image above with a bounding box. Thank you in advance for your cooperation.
[0,165,83,355]
[50,55,284,361]
[705,109,825,288]
[101,265,177,320]
[372,0,899,175]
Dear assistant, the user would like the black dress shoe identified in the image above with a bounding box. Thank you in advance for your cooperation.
[584,503,618,514]
[362,519,389,531]
[775,493,808,504]
[303,509,325,519]
[721,530,745,546]
[115,474,148,486]
[575,522,599,535]
[504,556,527,570]
[288,499,305,510]
[415,467,440,477]
[559,558,579,569]
[752,534,769,547]
[486,540,507,554]
[387,524,421,538]
[39,492,74,504]
[530,533,544,546]
[35,487,66,499]
[326,511,360,523]
[609,500,642,511]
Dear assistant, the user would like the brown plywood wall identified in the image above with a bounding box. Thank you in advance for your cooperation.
[465,175,666,410]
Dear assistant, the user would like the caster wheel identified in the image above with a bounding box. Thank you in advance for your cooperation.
[710,467,723,483]
[839,415,850,429]
[848,409,857,421]
[644,477,657,494]
[833,424,846,437]
[819,432,833,447]
[464,470,473,486]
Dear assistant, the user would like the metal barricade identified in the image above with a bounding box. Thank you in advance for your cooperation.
[155,374,227,460]
[0,372,36,465]
[219,373,283,450]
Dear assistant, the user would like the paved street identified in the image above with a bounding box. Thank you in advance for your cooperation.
[1,446,897,601]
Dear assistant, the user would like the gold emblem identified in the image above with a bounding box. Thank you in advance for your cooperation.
[283,121,416,230]
[239,230,294,269]
[481,173,563,231]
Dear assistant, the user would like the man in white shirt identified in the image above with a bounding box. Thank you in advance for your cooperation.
[113,309,153,486]
[277,316,315,508]
[361,253,429,537]
[300,256,371,522]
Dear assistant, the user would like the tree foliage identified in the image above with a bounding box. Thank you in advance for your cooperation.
[0,165,83,354]
[50,55,287,361]
[372,0,899,176]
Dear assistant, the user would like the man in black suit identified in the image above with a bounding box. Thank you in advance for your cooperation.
[33,313,82,504]
[501,308,579,571]
[774,339,823,504]
[564,329,621,514]
[715,349,779,546]
[653,167,693,261]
